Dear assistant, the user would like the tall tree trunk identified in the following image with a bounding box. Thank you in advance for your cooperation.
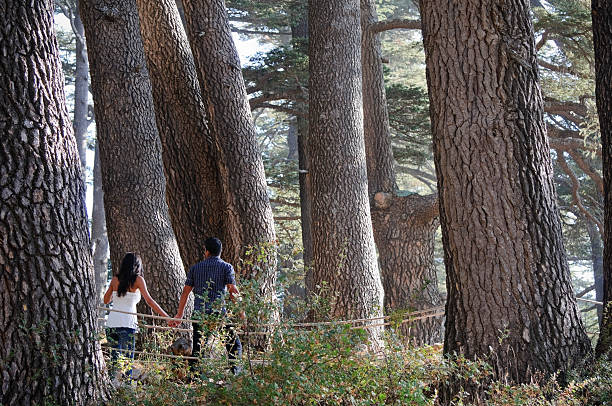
[593,0,612,358]
[360,0,443,344]
[91,142,109,305]
[308,0,384,338]
[73,2,90,177]
[290,10,314,289]
[0,1,108,402]
[585,219,604,323]
[135,0,226,270]
[297,116,313,270]
[420,0,591,396]
[80,0,185,316]
[181,0,277,284]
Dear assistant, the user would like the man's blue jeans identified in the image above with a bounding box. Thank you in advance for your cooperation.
[107,327,136,377]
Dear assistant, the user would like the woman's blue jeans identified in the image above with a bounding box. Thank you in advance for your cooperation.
[107,327,136,377]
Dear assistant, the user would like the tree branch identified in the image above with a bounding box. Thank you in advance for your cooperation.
[232,28,291,36]
[544,97,588,118]
[249,91,304,109]
[547,133,601,156]
[556,151,604,238]
[536,31,549,51]
[576,284,595,298]
[369,19,421,34]
[538,59,587,79]
[568,150,604,194]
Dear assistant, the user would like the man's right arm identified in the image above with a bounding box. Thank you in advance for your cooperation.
[169,285,192,327]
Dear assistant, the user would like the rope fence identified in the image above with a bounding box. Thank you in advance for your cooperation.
[98,298,602,364]
[97,305,446,333]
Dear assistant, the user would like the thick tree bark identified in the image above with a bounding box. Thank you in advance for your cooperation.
[91,142,109,305]
[420,0,590,395]
[80,0,186,316]
[0,1,108,403]
[308,0,384,337]
[593,0,612,358]
[360,0,443,344]
[135,0,226,269]
[181,0,277,283]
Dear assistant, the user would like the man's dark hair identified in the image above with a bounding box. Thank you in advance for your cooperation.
[205,237,222,257]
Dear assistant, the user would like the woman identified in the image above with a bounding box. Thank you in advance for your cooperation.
[103,252,170,379]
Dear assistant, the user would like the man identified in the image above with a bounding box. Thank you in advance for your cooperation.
[170,237,243,375]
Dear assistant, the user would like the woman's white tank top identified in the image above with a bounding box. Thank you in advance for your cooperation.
[106,290,141,330]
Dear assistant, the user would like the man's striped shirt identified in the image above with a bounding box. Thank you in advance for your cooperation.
[185,256,236,313]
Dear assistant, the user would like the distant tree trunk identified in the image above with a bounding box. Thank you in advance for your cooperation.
[80,0,185,316]
[290,10,314,281]
[308,0,384,337]
[0,2,108,403]
[72,3,90,177]
[297,116,313,270]
[420,0,591,396]
[371,193,442,343]
[287,121,299,161]
[135,0,226,269]
[181,0,277,281]
[360,0,395,198]
[91,142,109,305]
[585,219,604,323]
[593,0,612,358]
[360,0,442,344]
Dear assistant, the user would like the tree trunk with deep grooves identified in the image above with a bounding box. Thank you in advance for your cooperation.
[181,0,277,285]
[135,0,226,269]
[420,0,590,395]
[80,0,185,316]
[91,142,109,305]
[0,2,108,403]
[308,0,384,337]
[360,0,443,344]
[593,0,612,358]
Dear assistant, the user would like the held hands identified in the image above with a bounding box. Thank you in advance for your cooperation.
[168,313,182,328]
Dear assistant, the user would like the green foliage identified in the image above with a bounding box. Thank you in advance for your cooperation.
[104,278,610,405]
[226,0,306,32]
[375,0,419,20]
[386,83,431,167]
[54,26,76,88]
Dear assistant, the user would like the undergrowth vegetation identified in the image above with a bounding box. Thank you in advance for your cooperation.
[104,278,612,405]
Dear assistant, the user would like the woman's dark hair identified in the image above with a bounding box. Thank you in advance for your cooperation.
[117,252,142,297]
